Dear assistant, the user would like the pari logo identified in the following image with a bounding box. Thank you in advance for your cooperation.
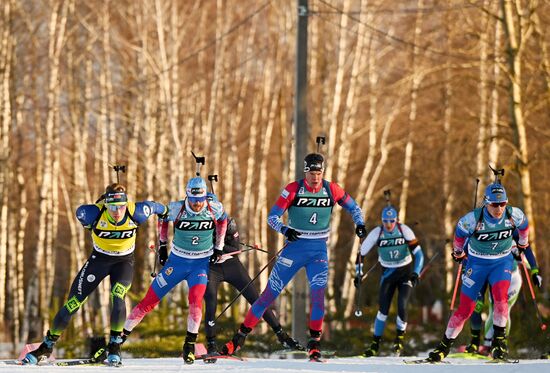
[96,229,136,239]
[176,220,214,231]
[379,237,406,247]
[475,229,512,241]
[294,197,332,207]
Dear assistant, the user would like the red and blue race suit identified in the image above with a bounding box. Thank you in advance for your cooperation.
[242,178,364,335]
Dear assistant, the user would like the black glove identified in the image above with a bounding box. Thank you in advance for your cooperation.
[355,224,367,239]
[531,269,543,288]
[452,249,466,263]
[283,227,301,242]
[210,249,223,264]
[409,272,419,287]
[158,241,168,266]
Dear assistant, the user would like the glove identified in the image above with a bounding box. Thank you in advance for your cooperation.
[158,241,168,266]
[355,224,367,239]
[531,268,543,288]
[452,249,466,263]
[409,272,419,287]
[283,227,301,242]
[210,249,223,264]
[511,245,522,261]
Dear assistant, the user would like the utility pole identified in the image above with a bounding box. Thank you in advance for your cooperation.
[293,0,308,345]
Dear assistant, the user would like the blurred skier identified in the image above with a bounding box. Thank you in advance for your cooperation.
[358,205,424,357]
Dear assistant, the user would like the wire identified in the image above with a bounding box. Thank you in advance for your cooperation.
[313,0,478,62]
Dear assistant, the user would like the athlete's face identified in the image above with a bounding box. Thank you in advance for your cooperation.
[382,219,397,231]
[305,171,323,189]
[106,204,127,222]
[189,200,205,212]
[487,201,507,219]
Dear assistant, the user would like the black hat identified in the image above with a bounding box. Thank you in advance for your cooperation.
[104,192,128,205]
[304,153,324,172]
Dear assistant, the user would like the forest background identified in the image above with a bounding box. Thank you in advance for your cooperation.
[1,0,549,359]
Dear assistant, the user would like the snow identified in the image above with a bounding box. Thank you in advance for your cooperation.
[1,356,548,372]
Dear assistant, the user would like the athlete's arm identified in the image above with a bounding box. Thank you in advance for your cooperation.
[75,204,102,229]
[359,227,381,256]
[267,182,299,233]
[132,201,168,224]
[401,224,424,274]
[329,182,364,226]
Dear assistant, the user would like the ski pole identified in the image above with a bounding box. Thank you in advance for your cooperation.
[239,241,269,254]
[354,260,379,317]
[519,255,547,331]
[214,244,286,322]
[449,262,462,312]
[419,251,441,279]
[359,261,379,284]
[149,244,158,278]
[450,178,480,311]
[354,254,364,317]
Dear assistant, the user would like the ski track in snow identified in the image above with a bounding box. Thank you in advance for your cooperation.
[0,356,548,372]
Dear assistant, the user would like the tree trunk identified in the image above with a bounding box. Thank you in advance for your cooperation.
[399,0,424,222]
[501,0,537,250]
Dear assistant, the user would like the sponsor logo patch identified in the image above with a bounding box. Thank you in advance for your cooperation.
[166,267,173,276]
[87,274,96,282]
[156,273,168,288]
[278,256,294,268]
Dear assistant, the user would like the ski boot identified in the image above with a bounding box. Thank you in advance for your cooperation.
[221,324,251,355]
[307,338,322,362]
[364,336,380,357]
[23,330,59,365]
[182,332,197,364]
[427,336,454,362]
[88,336,107,363]
[392,331,405,356]
[207,338,218,355]
[465,329,481,354]
[107,335,124,366]
[275,328,305,351]
[183,342,195,364]
[204,338,218,364]
[490,327,508,360]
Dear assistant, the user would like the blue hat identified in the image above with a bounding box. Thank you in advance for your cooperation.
[186,177,207,202]
[484,183,508,204]
[206,192,218,202]
[381,206,398,221]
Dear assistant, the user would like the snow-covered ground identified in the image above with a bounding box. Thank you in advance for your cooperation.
[1,356,548,372]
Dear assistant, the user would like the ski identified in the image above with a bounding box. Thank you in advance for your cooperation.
[0,360,23,365]
[309,356,326,363]
[447,352,490,360]
[486,358,519,364]
[404,358,450,364]
[195,353,244,362]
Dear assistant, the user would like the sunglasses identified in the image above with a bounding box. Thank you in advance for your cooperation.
[382,219,396,224]
[188,196,206,203]
[489,202,507,208]
[106,204,127,211]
